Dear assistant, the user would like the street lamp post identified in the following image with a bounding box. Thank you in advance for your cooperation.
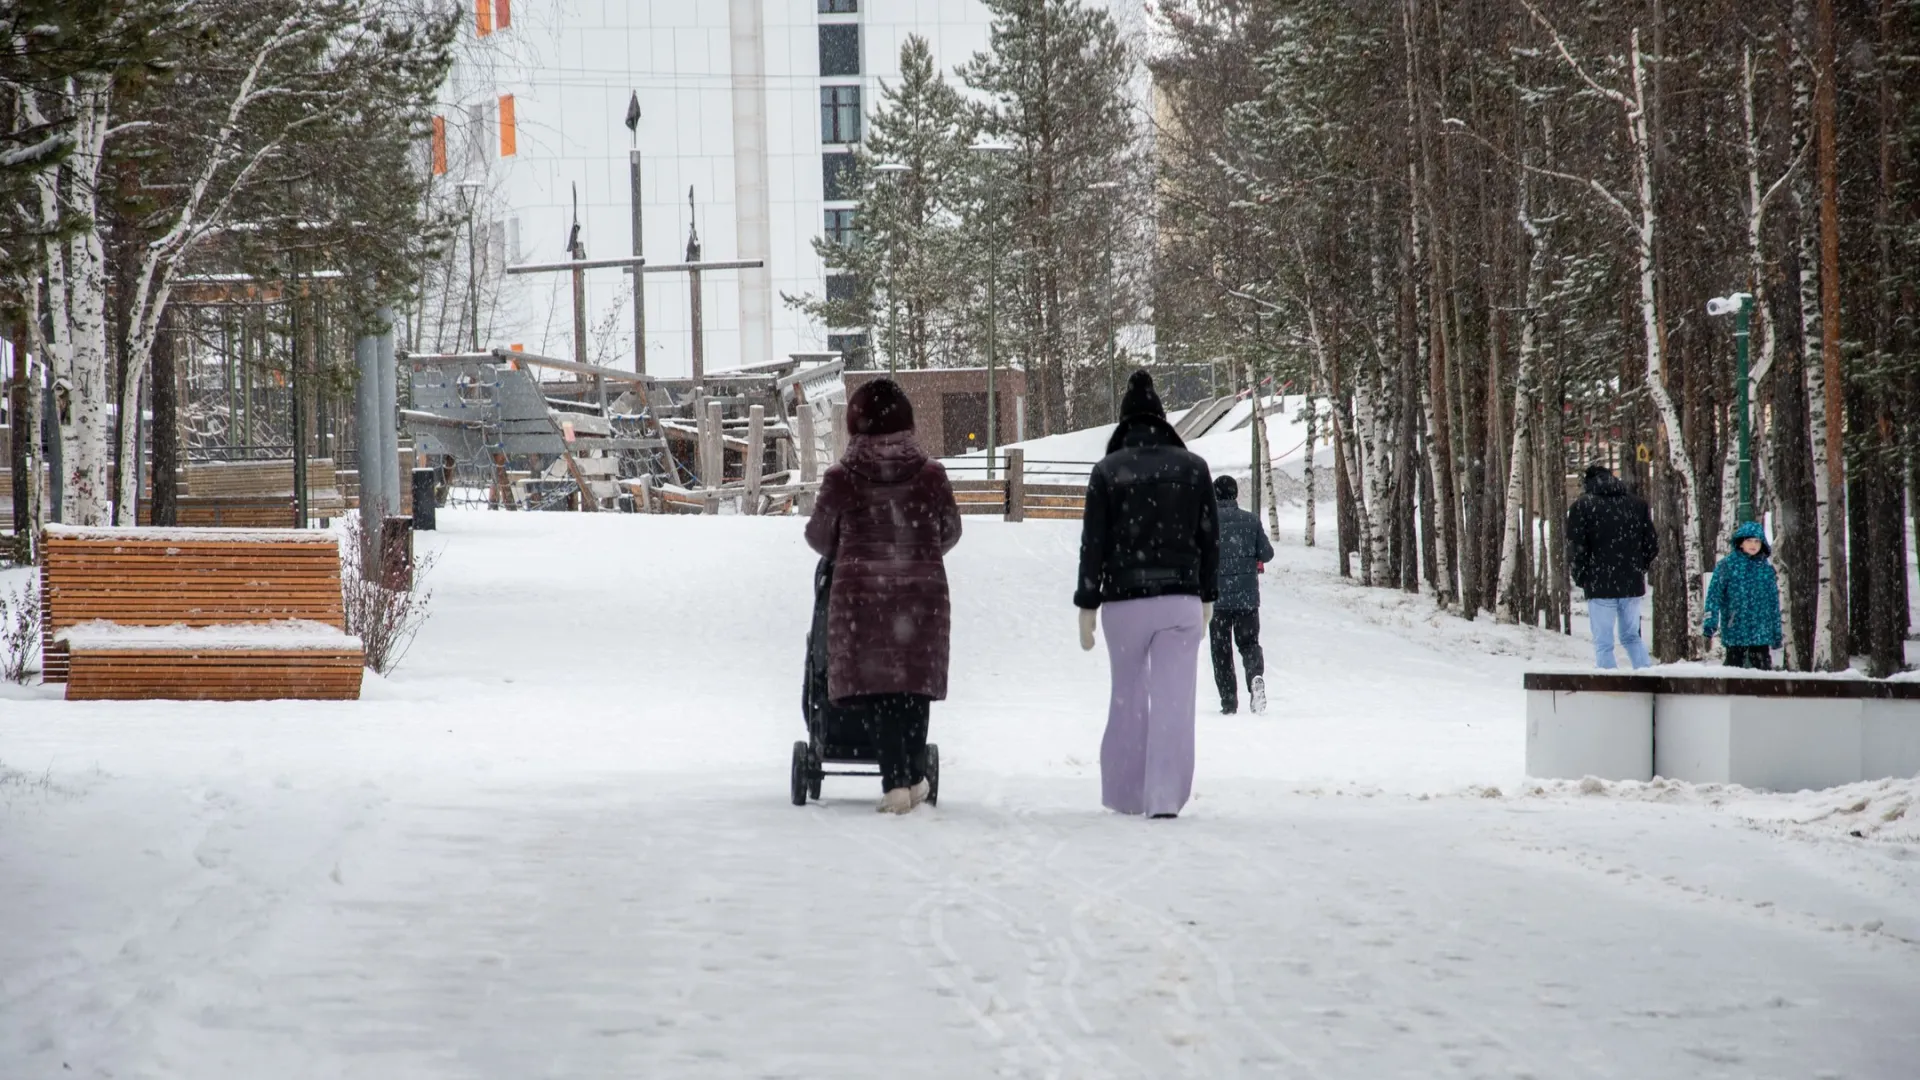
[1086,180,1121,422]
[874,162,912,378]
[970,138,1015,479]
[458,181,483,352]
[1707,292,1755,524]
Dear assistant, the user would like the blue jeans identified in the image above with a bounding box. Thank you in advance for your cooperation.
[1589,596,1652,669]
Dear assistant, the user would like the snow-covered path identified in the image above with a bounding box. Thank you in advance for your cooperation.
[3,511,1918,1078]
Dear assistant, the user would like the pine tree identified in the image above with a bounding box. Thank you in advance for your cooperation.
[962,0,1137,436]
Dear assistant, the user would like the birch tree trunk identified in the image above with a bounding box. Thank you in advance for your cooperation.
[60,73,115,527]
[1496,167,1548,623]
[1792,5,1842,670]
[1624,33,1707,646]
[1304,392,1318,547]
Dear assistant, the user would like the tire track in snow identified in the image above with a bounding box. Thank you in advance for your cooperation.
[814,804,1101,1079]
[988,801,1332,1080]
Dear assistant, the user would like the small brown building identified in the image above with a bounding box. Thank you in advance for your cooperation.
[843,367,1028,460]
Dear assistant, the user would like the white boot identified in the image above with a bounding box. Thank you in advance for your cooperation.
[877,788,913,814]
[1249,675,1268,715]
[908,779,931,807]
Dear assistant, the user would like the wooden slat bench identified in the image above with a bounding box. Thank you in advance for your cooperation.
[41,523,363,700]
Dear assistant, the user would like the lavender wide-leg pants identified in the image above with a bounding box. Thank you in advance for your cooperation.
[1099,594,1206,816]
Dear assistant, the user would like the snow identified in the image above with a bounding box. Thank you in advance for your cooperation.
[3,507,1918,1077]
[54,620,360,652]
[42,523,336,544]
[943,396,1335,487]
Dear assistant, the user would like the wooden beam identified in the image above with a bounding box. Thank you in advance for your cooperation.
[745,404,765,516]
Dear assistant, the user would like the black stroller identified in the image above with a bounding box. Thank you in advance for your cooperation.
[791,557,940,806]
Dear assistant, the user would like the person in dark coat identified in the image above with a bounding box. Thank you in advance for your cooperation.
[1565,464,1660,669]
[805,379,963,814]
[1209,475,1274,715]
[1075,370,1220,819]
[1703,521,1782,670]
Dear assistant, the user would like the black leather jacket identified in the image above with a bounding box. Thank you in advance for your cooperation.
[1074,414,1220,609]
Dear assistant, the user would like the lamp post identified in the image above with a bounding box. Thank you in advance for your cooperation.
[1707,291,1755,524]
[457,181,483,352]
[873,161,912,378]
[969,138,1015,479]
[1086,180,1121,422]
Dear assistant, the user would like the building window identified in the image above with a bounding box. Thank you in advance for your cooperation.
[825,274,858,303]
[828,333,871,368]
[819,0,857,12]
[820,85,861,144]
[824,209,857,247]
[467,102,487,166]
[819,25,859,77]
[822,152,856,200]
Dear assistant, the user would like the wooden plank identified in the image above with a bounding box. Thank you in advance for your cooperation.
[1005,449,1025,523]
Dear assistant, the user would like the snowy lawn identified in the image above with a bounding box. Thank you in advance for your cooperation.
[2,509,1917,1078]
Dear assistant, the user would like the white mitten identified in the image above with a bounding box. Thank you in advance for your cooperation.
[1202,602,1214,626]
[1079,608,1097,651]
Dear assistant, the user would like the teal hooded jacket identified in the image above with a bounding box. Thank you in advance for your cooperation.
[1702,521,1782,648]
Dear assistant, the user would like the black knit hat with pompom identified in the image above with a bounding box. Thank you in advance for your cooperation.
[1119,370,1164,420]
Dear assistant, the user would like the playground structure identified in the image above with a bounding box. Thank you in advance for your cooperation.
[400,348,850,515]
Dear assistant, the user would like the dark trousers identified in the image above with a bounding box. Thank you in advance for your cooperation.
[1208,609,1265,706]
[844,693,930,791]
[1725,645,1773,670]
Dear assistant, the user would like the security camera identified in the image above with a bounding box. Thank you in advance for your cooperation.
[1706,292,1752,317]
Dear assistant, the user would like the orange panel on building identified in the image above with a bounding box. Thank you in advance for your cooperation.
[475,0,492,36]
[430,116,447,175]
[498,94,516,156]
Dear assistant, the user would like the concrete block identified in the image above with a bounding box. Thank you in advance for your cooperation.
[1526,689,1653,782]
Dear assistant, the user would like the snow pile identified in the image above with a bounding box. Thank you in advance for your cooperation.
[1524,773,1920,843]
[54,619,360,652]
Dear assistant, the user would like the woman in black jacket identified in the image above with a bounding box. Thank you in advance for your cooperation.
[1074,371,1220,818]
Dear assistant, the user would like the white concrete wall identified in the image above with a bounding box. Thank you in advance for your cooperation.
[440,1,1013,379]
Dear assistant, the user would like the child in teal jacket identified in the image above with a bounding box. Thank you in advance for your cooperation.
[1702,521,1782,670]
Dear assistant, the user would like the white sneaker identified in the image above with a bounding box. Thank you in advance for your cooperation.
[1249,675,1268,715]
[908,779,931,806]
[876,788,913,814]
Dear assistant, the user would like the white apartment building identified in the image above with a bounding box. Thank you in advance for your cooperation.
[436,1,1007,379]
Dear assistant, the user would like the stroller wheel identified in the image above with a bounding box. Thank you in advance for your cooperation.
[923,743,940,806]
[806,747,823,801]
[790,741,810,806]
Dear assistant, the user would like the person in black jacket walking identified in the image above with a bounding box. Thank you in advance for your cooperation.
[1566,464,1660,669]
[1209,475,1274,715]
[1075,371,1220,818]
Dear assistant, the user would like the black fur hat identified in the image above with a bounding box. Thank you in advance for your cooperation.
[846,378,915,436]
[1119,370,1164,420]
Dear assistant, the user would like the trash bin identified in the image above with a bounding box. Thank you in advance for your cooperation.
[379,515,414,591]
[411,468,437,531]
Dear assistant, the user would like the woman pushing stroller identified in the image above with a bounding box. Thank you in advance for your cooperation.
[804,378,963,814]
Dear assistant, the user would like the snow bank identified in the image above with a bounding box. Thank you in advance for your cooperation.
[43,523,337,544]
[941,395,1336,486]
[1524,773,1920,843]
[54,619,360,652]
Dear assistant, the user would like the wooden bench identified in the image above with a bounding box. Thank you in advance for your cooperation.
[41,524,363,700]
[135,459,349,528]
